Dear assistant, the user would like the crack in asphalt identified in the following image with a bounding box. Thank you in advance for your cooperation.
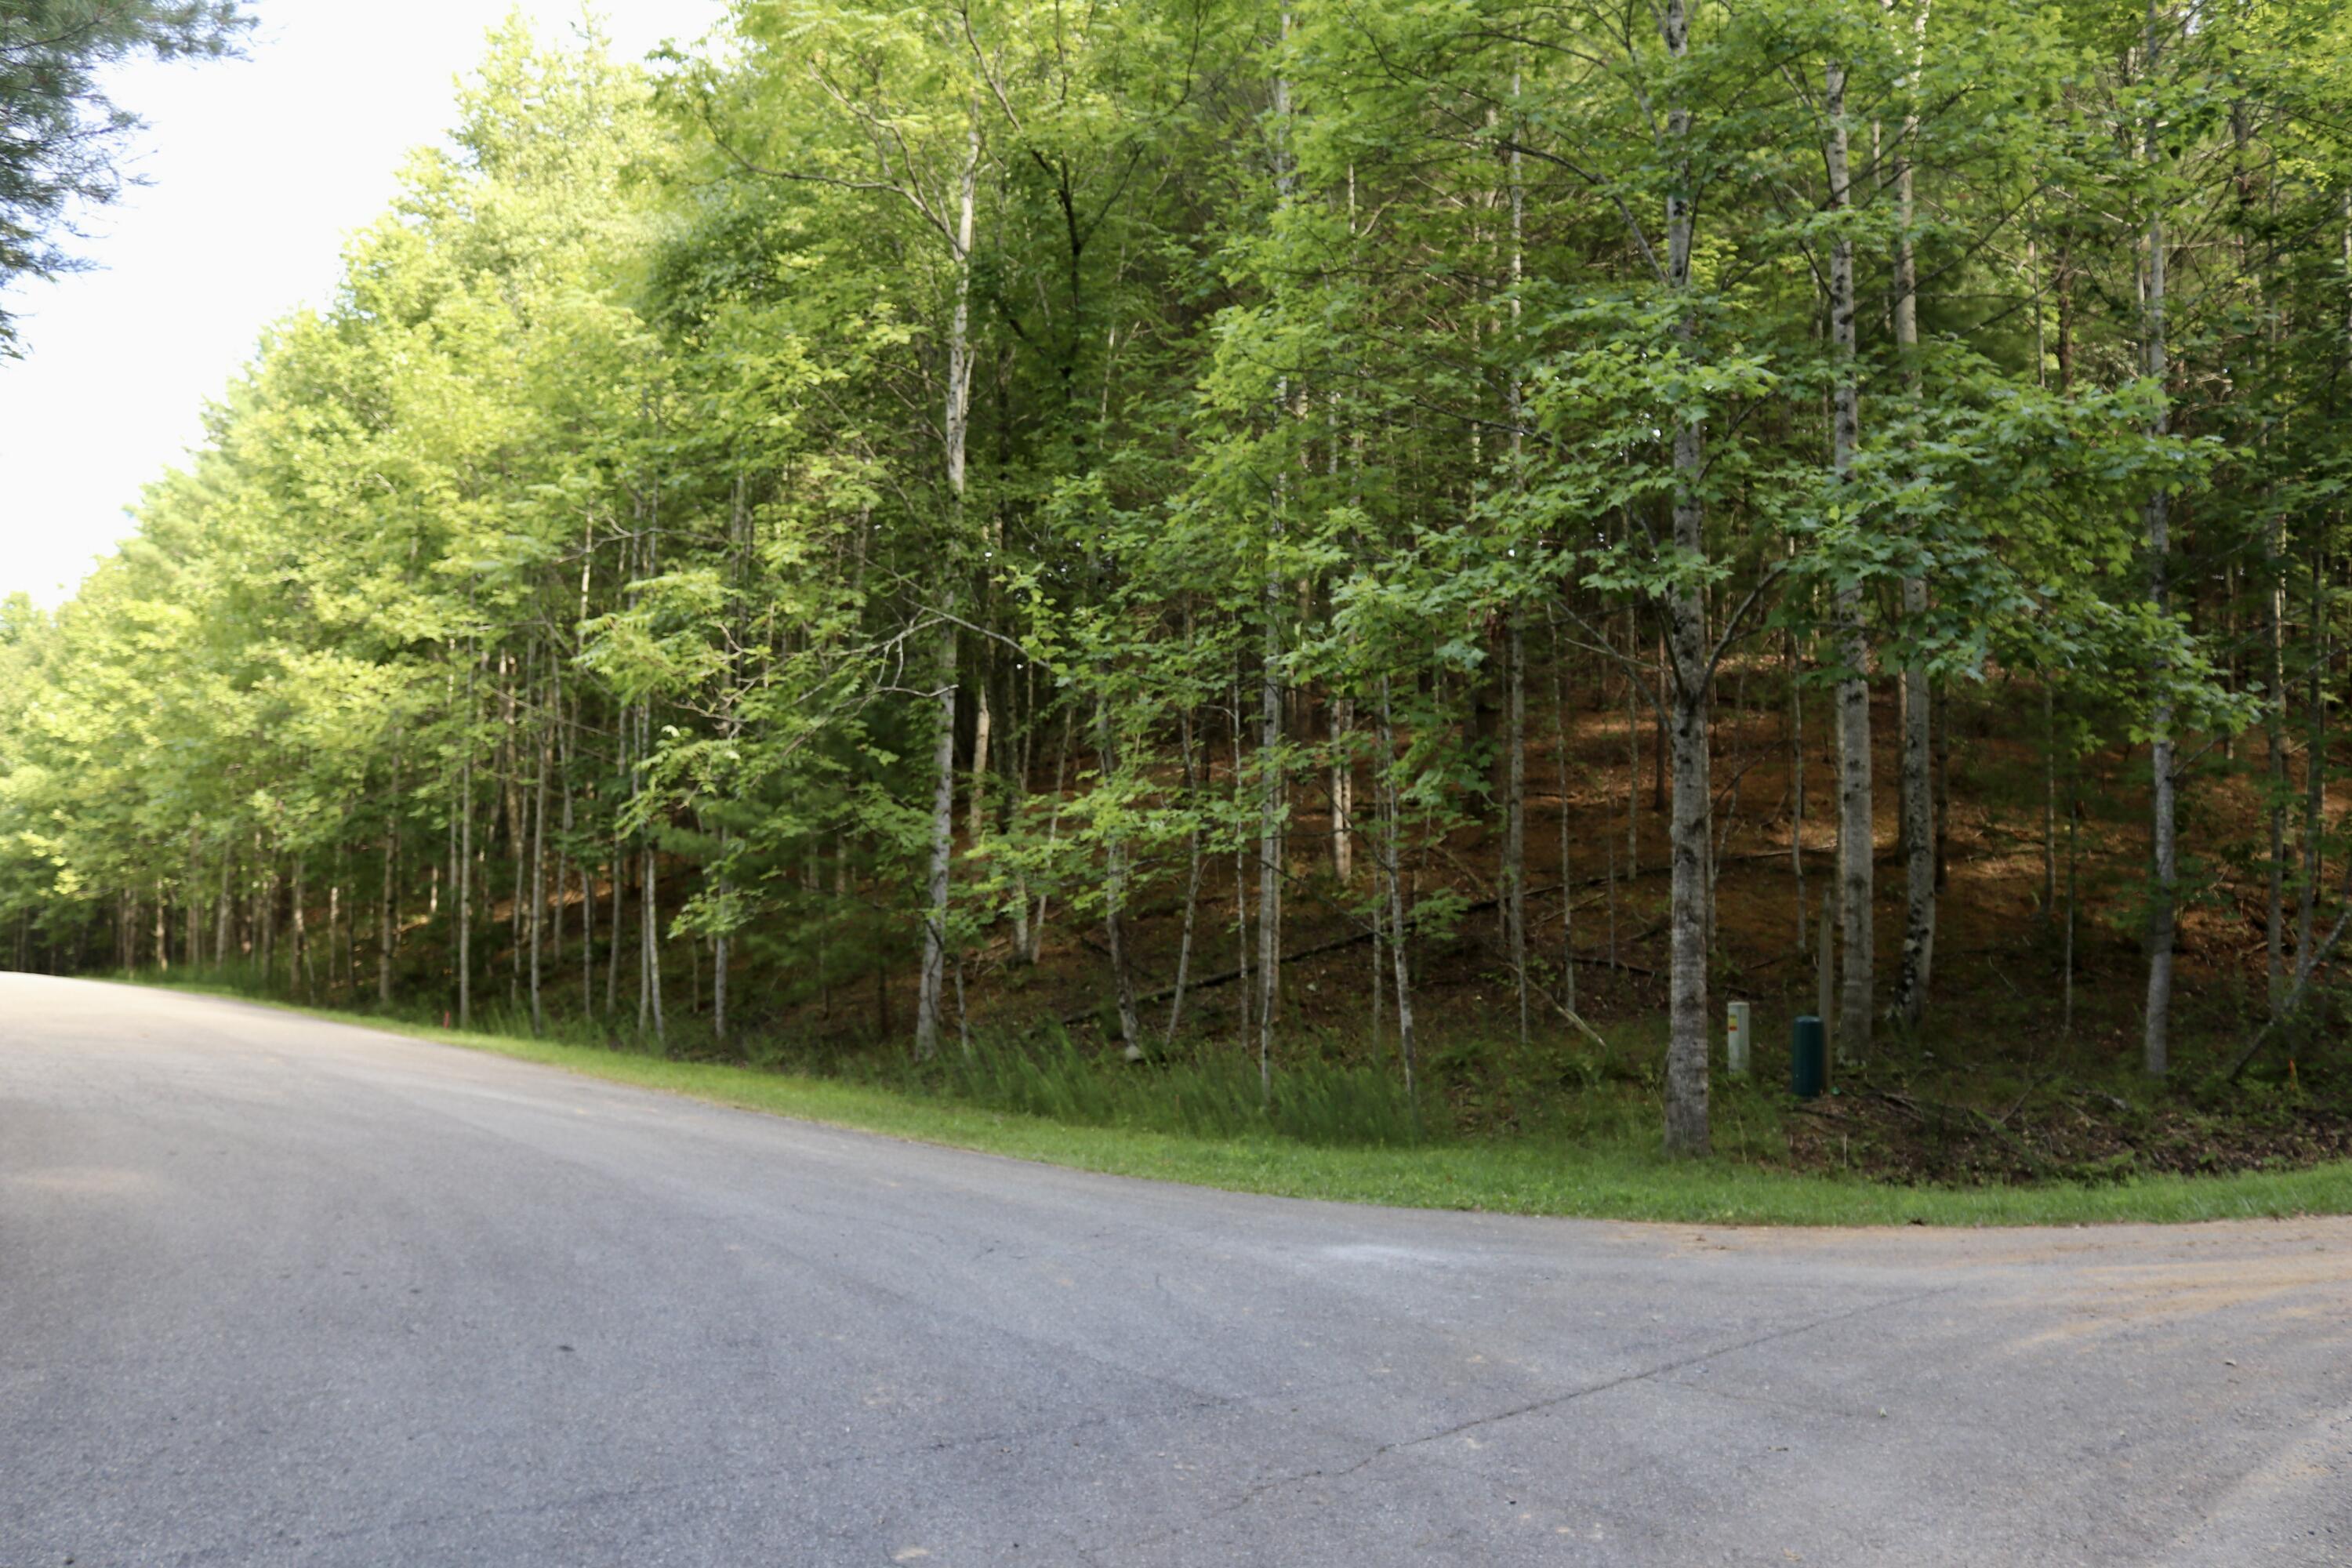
[1087,1282,1964,1563]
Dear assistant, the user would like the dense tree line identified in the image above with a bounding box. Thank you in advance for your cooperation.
[4,1,2350,1154]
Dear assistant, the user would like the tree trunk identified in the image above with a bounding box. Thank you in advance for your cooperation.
[1330,697,1354,885]
[915,109,982,1062]
[1165,691,1206,1047]
[1624,602,1640,876]
[503,655,525,1011]
[638,708,665,1048]
[458,690,474,1031]
[1256,633,1283,1105]
[1232,668,1254,1049]
[292,858,314,1003]
[1789,615,1809,949]
[1827,56,1875,1062]
[259,851,275,985]
[377,826,397,1009]
[2267,511,2288,1010]
[213,859,231,972]
[1555,635,1576,1011]
[1661,0,1711,1157]
[1096,697,1145,1059]
[1505,614,1529,1044]
[713,828,731,1047]
[1893,10,1936,1027]
[605,845,624,1022]
[1377,676,1417,1114]
[528,706,549,1037]
[1250,5,1301,1105]
[968,671,993,853]
[2043,684,2058,918]
[2296,556,2325,988]
[2140,0,2176,1076]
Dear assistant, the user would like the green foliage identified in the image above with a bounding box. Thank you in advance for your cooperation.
[5,0,2352,1174]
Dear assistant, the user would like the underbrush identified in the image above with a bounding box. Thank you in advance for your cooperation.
[107,959,2352,1212]
[96,964,2352,1225]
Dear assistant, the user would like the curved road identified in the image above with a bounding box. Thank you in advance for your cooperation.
[2,975,2347,1566]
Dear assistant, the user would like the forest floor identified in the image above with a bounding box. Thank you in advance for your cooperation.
[170,668,2352,1208]
[109,975,2352,1227]
[750,669,2352,1195]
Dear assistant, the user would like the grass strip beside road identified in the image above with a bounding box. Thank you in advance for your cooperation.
[158,984,2352,1228]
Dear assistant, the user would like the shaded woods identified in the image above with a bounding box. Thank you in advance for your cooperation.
[5,0,2352,1160]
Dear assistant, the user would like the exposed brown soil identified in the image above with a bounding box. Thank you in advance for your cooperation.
[470,661,2352,1185]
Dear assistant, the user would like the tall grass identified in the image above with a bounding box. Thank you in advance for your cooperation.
[867,1025,1428,1146]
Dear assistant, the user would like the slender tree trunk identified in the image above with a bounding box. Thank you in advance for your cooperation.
[379,822,397,1008]
[1330,697,1354,884]
[638,707,665,1048]
[968,669,993,853]
[213,859,231,972]
[2043,684,2059,918]
[1827,56,1875,1062]
[2296,557,2325,987]
[1251,4,1299,1107]
[1232,670,1253,1049]
[1165,691,1206,1047]
[1555,637,1576,1011]
[1893,10,1936,1026]
[1661,0,1711,1156]
[1096,697,1145,1059]
[259,851,275,985]
[1933,688,1951,890]
[1505,615,1529,1044]
[2064,789,2080,1033]
[1790,615,1809,949]
[713,831,730,1047]
[1256,633,1283,1106]
[1369,848,1385,1053]
[1504,77,1530,1043]
[529,703,549,1037]
[1008,661,1036,958]
[915,110,982,1061]
[2267,511,2288,1009]
[605,846,624,1022]
[1624,598,1640,873]
[2140,0,2176,1076]
[458,672,474,1031]
[292,858,314,1003]
[1378,676,1417,1115]
[503,657,525,1011]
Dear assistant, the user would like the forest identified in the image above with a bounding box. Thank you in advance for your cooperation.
[3,0,2350,1171]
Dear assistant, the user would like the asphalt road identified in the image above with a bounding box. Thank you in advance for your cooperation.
[3,974,2347,1566]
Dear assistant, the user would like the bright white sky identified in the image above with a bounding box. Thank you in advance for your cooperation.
[0,1,728,608]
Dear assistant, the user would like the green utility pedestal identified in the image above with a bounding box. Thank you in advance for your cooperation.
[1791,1015,1828,1100]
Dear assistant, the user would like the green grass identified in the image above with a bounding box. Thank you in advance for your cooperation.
[122,975,2352,1229]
